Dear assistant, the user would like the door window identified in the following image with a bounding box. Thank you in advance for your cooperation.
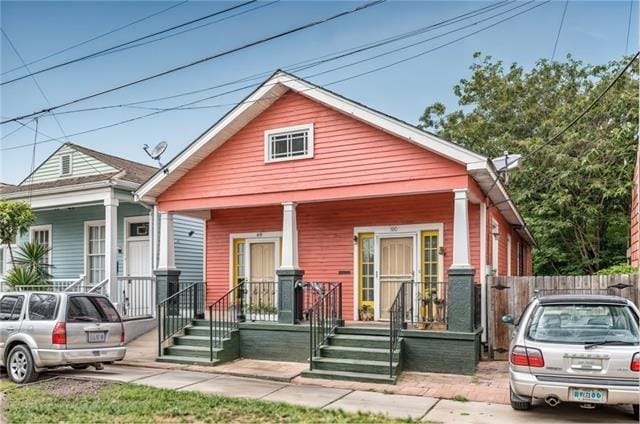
[0,296,24,320]
[233,239,246,285]
[359,233,375,308]
[87,224,106,284]
[28,294,58,320]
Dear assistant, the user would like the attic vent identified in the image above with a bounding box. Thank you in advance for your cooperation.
[60,154,72,176]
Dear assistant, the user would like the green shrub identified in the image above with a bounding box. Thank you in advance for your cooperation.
[596,263,638,275]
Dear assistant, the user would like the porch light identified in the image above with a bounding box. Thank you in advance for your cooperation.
[353,235,358,244]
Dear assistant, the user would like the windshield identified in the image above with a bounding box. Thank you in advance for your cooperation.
[527,304,640,344]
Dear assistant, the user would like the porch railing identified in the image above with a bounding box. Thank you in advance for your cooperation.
[208,283,243,362]
[116,276,155,320]
[157,282,201,357]
[244,281,278,322]
[301,281,338,321]
[11,276,85,293]
[308,282,342,371]
[388,281,409,379]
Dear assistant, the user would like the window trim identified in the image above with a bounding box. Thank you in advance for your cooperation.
[29,224,53,266]
[59,153,73,176]
[84,220,106,284]
[264,123,314,163]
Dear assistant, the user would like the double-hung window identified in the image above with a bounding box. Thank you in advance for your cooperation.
[264,124,314,162]
[85,221,106,284]
[30,225,52,266]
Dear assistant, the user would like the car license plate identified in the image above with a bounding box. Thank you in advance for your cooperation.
[570,388,607,403]
[87,331,106,343]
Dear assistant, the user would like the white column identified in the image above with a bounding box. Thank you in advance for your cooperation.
[157,212,176,270]
[451,189,472,269]
[104,196,119,301]
[280,202,299,270]
[479,200,488,343]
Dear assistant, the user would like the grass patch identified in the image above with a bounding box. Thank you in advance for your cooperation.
[0,380,16,392]
[452,395,468,402]
[4,379,405,423]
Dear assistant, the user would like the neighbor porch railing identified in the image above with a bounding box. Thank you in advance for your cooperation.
[157,282,202,357]
[116,276,155,320]
[308,282,342,371]
[12,275,86,293]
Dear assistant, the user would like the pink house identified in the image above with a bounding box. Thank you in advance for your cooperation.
[136,71,534,380]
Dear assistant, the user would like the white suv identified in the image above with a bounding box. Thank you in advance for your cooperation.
[504,295,639,419]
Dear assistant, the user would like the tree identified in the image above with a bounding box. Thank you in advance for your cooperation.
[0,199,35,266]
[419,53,638,275]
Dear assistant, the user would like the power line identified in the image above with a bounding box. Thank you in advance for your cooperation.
[1,1,258,86]
[15,0,521,120]
[551,0,568,60]
[1,1,188,77]
[1,0,549,151]
[0,0,385,125]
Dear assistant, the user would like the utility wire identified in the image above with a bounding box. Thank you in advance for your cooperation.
[1,28,111,177]
[1,1,188,77]
[551,0,568,60]
[1,1,258,86]
[0,0,385,125]
[1,0,548,151]
[15,0,520,120]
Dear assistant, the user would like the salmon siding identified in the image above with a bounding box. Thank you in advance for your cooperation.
[630,153,639,267]
[142,71,534,316]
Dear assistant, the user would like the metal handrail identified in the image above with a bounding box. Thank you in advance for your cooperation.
[157,282,201,357]
[207,281,245,362]
[308,282,342,371]
[388,281,410,379]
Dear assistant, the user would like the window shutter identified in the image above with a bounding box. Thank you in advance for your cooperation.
[60,154,71,175]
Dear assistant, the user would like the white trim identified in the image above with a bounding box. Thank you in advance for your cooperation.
[29,224,53,266]
[83,219,106,284]
[507,234,512,277]
[123,216,150,277]
[491,218,500,276]
[228,232,283,288]
[479,201,487,343]
[264,123,314,163]
[59,153,73,176]
[352,223,444,321]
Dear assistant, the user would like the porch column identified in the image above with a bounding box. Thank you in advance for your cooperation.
[155,211,181,304]
[104,196,119,303]
[277,202,304,324]
[448,189,476,333]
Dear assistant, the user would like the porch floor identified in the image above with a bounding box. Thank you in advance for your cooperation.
[124,328,509,404]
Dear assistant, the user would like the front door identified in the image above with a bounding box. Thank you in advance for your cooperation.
[125,219,150,277]
[377,236,414,320]
[247,242,278,316]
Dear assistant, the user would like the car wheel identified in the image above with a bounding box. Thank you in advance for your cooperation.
[70,364,90,370]
[510,387,531,411]
[7,345,37,384]
[632,405,639,420]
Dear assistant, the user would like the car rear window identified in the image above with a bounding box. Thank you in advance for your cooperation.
[29,294,58,320]
[67,296,120,323]
[527,304,640,344]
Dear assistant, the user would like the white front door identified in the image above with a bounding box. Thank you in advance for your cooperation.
[125,218,150,277]
[375,235,416,320]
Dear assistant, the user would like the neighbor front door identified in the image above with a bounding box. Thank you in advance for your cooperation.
[377,236,415,320]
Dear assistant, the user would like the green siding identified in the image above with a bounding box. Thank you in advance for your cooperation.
[28,144,117,184]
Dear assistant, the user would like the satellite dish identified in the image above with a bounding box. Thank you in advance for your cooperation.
[143,141,168,167]
[492,153,522,172]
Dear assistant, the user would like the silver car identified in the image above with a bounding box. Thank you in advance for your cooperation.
[503,295,640,419]
[0,292,126,383]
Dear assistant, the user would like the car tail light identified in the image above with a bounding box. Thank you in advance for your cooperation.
[631,353,640,372]
[120,322,125,345]
[510,345,544,368]
[52,322,67,345]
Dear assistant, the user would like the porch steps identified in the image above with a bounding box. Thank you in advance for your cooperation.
[301,326,403,384]
[157,320,239,366]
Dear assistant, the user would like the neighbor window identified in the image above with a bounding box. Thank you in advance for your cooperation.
[86,222,106,284]
[60,154,72,176]
[265,124,314,162]
[30,225,52,266]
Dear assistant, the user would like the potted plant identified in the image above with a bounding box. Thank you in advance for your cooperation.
[359,305,374,321]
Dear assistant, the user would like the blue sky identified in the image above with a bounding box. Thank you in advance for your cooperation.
[1,0,637,184]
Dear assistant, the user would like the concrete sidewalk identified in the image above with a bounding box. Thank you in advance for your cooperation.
[48,365,636,423]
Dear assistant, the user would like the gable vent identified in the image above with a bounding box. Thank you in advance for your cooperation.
[60,154,72,176]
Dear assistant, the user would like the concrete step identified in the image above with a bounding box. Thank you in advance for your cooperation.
[320,345,399,362]
[163,344,215,359]
[301,369,396,385]
[156,355,218,366]
[329,334,390,349]
[335,326,390,336]
[311,356,397,375]
[184,326,230,337]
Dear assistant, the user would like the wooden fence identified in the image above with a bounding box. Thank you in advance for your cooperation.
[487,274,639,360]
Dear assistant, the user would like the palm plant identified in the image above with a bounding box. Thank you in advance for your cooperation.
[6,242,53,287]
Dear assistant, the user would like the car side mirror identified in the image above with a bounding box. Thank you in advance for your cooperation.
[501,315,514,325]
